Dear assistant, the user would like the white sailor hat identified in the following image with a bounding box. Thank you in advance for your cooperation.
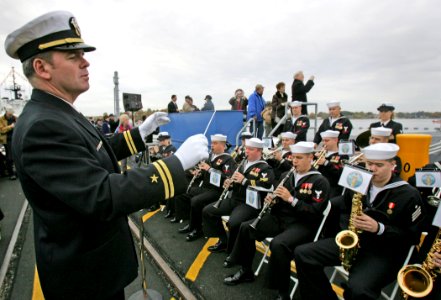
[320,130,340,139]
[361,143,399,160]
[289,142,315,154]
[157,132,171,141]
[5,11,95,62]
[327,101,341,108]
[370,127,392,137]
[245,138,264,149]
[280,132,297,140]
[288,101,303,107]
[240,131,253,139]
[377,102,395,112]
[211,134,227,142]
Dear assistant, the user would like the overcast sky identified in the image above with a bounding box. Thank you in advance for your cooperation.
[1,0,440,116]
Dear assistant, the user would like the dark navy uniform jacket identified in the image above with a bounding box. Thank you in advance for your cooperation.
[369,120,403,143]
[283,115,310,142]
[12,89,187,299]
[313,115,353,144]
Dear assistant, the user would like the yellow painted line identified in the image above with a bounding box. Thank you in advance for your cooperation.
[32,266,44,300]
[185,238,219,282]
[142,209,160,223]
[332,284,345,298]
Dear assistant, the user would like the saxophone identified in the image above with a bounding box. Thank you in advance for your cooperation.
[335,192,363,271]
[397,228,441,299]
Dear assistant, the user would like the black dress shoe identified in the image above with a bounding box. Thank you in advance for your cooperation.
[223,256,235,268]
[170,217,180,223]
[164,210,173,219]
[147,203,159,212]
[9,175,17,180]
[275,292,290,300]
[223,268,254,286]
[186,229,203,241]
[208,240,227,253]
[178,224,192,233]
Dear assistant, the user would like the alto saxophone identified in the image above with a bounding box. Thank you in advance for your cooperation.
[335,192,363,271]
[397,228,441,299]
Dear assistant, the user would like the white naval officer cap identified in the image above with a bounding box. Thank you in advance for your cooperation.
[288,101,303,107]
[5,11,95,62]
[320,130,340,139]
[326,101,341,108]
[157,132,171,140]
[370,127,392,137]
[211,134,227,142]
[245,138,264,149]
[361,143,399,160]
[280,132,297,140]
[289,142,315,154]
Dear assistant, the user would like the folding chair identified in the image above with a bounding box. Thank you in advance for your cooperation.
[254,201,333,298]
[329,231,428,300]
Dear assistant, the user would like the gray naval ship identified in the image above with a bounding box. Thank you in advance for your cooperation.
[0,67,30,115]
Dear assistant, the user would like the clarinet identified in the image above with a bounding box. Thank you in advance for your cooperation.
[212,157,247,209]
[249,167,296,230]
[186,152,211,193]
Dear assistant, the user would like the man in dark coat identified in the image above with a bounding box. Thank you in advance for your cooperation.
[167,94,179,113]
[5,11,208,300]
[291,71,315,115]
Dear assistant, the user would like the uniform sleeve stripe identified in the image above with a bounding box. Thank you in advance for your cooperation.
[126,130,138,154]
[123,131,135,155]
[158,160,175,198]
[152,162,170,199]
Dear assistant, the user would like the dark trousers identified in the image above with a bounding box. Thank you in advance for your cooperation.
[250,121,264,139]
[229,214,316,294]
[202,196,259,253]
[105,289,124,300]
[189,189,221,230]
[4,143,14,175]
[174,186,205,220]
[294,238,406,300]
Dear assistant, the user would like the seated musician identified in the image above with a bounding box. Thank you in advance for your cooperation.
[202,138,275,255]
[283,101,310,142]
[313,130,347,197]
[174,134,236,241]
[223,142,330,300]
[231,131,253,163]
[369,102,403,143]
[266,131,296,180]
[313,101,353,147]
[150,131,176,162]
[294,143,425,300]
[368,127,402,175]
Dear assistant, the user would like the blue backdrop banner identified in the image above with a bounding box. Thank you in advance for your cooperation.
[160,110,244,149]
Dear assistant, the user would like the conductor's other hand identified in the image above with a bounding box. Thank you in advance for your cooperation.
[175,134,209,170]
[139,112,170,137]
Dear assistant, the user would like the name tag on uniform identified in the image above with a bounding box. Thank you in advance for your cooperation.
[246,188,261,209]
[96,141,103,151]
[210,169,222,187]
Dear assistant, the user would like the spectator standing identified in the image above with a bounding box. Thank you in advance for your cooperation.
[271,82,288,137]
[201,95,215,111]
[182,96,199,112]
[108,113,118,133]
[0,107,17,180]
[261,102,272,137]
[102,114,111,135]
[247,84,266,139]
[168,94,179,113]
[291,71,315,115]
[229,89,248,120]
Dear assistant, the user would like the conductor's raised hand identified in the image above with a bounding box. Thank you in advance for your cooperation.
[139,112,170,137]
[175,134,209,170]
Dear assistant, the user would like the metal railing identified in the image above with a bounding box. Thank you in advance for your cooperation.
[429,140,441,155]
[235,118,256,147]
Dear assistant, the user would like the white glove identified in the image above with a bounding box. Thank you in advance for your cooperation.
[175,134,209,170]
[138,112,170,137]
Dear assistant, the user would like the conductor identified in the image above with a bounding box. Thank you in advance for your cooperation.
[5,11,208,300]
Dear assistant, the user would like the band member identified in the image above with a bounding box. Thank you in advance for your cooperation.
[231,131,253,163]
[266,131,295,180]
[202,138,275,255]
[368,127,402,175]
[313,101,352,146]
[369,103,403,143]
[177,134,236,241]
[313,130,347,197]
[150,132,177,162]
[283,101,310,142]
[294,143,425,300]
[224,142,330,300]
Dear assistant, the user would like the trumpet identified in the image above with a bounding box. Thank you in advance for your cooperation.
[249,167,296,230]
[397,228,441,299]
[312,147,327,169]
[335,192,363,271]
[263,147,283,160]
[212,157,247,209]
[427,187,441,207]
